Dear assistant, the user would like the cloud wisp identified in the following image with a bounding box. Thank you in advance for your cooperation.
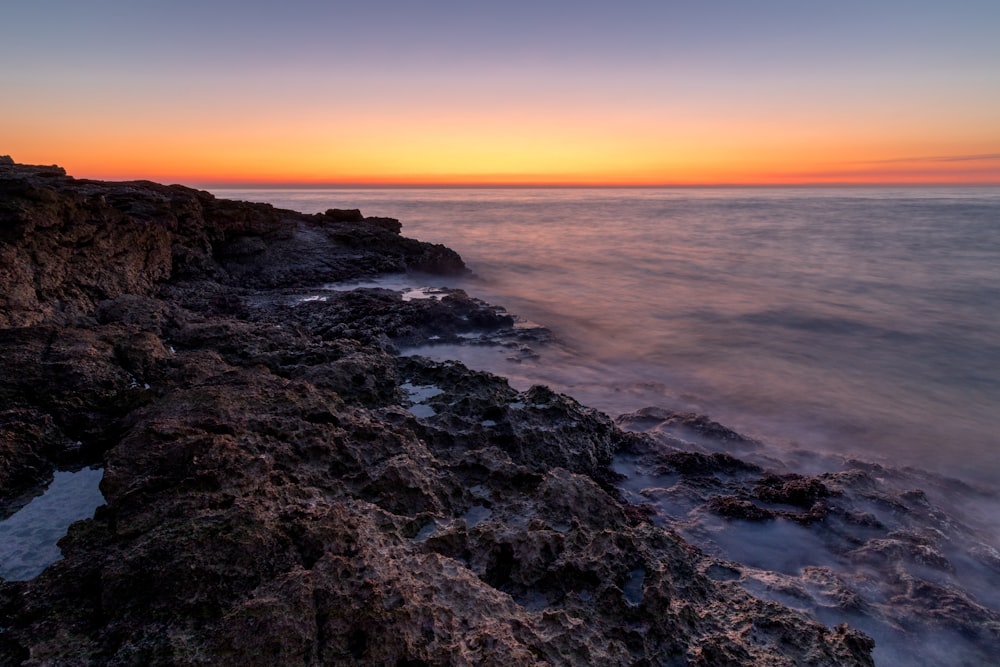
[865,153,1000,164]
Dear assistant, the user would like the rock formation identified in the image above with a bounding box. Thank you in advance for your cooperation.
[0,157,874,665]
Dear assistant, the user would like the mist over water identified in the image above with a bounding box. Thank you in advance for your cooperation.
[219,186,1000,485]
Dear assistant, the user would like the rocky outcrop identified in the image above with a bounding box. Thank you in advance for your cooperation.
[0,159,462,327]
[0,158,874,665]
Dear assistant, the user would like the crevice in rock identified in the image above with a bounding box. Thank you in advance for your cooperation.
[312,588,329,665]
[483,542,516,590]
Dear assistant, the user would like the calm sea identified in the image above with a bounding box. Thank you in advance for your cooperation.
[213,187,1000,485]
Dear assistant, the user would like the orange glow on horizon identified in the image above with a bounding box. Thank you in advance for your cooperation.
[38,159,1000,188]
[7,107,1000,187]
[10,146,1000,188]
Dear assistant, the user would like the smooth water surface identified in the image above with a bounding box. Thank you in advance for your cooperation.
[216,186,1000,483]
[0,467,105,581]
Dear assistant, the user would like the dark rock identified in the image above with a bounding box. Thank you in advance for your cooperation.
[755,473,833,508]
[365,216,403,234]
[323,207,364,221]
[0,159,464,326]
[616,406,759,447]
[660,451,762,476]
[706,496,777,521]
[0,409,64,505]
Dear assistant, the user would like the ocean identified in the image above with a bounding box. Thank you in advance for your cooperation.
[214,186,1000,486]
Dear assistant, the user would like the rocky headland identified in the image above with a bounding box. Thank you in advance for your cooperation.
[0,155,896,664]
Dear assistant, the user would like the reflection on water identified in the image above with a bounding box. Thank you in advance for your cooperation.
[0,467,105,581]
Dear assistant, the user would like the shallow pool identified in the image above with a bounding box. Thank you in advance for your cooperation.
[0,467,105,581]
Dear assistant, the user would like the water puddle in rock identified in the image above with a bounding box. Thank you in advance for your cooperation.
[623,567,645,606]
[407,404,437,418]
[401,382,444,418]
[400,287,450,302]
[0,467,105,581]
[462,505,492,528]
[401,382,444,403]
[413,521,438,543]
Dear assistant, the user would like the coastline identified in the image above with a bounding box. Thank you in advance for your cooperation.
[0,157,987,664]
[219,184,1000,486]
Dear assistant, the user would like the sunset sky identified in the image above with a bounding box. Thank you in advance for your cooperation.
[3,1,999,186]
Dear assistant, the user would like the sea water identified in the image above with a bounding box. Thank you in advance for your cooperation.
[0,467,105,581]
[216,186,1000,485]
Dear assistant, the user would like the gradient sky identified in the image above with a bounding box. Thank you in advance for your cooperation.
[3,1,1000,185]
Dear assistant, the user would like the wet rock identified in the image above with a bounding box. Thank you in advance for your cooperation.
[706,495,777,521]
[616,406,760,450]
[280,287,515,348]
[614,396,1000,664]
[755,473,833,508]
[616,407,750,440]
[849,535,954,572]
[660,451,762,476]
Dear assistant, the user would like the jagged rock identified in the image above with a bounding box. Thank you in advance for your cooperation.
[0,409,65,503]
[660,451,762,476]
[707,496,777,522]
[322,207,363,221]
[755,473,833,508]
[0,159,464,326]
[616,406,760,449]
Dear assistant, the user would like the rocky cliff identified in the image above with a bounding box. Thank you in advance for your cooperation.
[0,157,874,665]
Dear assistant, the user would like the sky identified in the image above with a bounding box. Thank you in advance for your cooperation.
[3,1,1000,186]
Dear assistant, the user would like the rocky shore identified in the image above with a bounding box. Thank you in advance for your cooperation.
[0,156,879,665]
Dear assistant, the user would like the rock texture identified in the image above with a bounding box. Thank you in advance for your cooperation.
[614,408,1000,666]
[0,158,874,665]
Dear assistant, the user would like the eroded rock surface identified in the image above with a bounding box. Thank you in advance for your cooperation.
[613,408,1000,666]
[0,158,874,665]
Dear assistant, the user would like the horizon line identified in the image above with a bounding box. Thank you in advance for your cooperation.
[187,180,1000,190]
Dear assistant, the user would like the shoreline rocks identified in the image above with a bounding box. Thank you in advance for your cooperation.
[0,158,875,664]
